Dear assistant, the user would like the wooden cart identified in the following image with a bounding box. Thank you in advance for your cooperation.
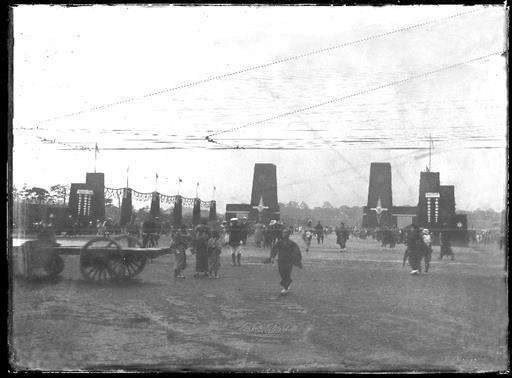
[13,235,173,282]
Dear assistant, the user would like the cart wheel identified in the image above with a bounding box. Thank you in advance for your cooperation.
[108,235,147,279]
[108,252,147,280]
[80,237,120,282]
[43,255,65,277]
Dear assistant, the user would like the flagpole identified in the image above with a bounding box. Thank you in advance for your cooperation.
[178,179,181,195]
[429,134,432,171]
[126,166,129,188]
[155,173,158,192]
[196,183,199,198]
[94,145,97,173]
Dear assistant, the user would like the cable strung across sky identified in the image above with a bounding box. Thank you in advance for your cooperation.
[16,7,487,129]
[205,50,506,149]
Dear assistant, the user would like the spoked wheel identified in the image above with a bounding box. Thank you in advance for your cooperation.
[108,235,147,280]
[80,237,120,282]
[43,254,65,277]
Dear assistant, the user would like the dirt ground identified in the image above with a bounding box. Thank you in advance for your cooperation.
[9,234,509,372]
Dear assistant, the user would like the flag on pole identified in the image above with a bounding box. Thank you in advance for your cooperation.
[94,143,99,172]
[179,178,182,183]
[156,173,159,179]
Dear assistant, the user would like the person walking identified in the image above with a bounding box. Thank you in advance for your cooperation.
[228,218,244,266]
[422,228,433,272]
[315,221,324,245]
[207,230,223,278]
[254,222,264,248]
[302,220,315,253]
[406,224,424,275]
[171,224,191,279]
[335,222,349,252]
[270,228,303,295]
[192,221,211,278]
[439,226,455,261]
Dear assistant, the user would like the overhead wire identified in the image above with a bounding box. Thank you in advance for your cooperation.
[15,7,488,129]
[205,51,506,148]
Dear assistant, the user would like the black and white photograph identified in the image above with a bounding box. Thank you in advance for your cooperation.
[8,4,508,372]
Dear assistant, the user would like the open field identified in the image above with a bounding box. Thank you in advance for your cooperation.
[9,234,508,372]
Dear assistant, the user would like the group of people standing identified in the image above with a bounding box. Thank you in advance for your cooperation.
[164,217,304,295]
[168,217,248,280]
[300,220,349,253]
[403,224,454,275]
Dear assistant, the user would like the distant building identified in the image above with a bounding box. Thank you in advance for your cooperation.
[248,164,280,223]
[417,171,467,244]
[225,163,280,223]
[68,172,105,223]
[362,163,395,228]
[362,163,468,245]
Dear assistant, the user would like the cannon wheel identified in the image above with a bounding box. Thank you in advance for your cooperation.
[80,237,120,282]
[108,235,147,280]
[43,254,65,277]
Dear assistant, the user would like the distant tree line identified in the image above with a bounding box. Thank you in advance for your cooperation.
[11,184,506,231]
[279,201,363,228]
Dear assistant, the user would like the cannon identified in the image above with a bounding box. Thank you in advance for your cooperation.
[12,235,173,282]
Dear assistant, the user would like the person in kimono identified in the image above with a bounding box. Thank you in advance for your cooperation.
[228,218,244,266]
[192,221,211,278]
[171,224,191,279]
[270,228,303,295]
[207,230,223,278]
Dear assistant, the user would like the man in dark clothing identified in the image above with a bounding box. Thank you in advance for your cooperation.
[240,217,249,246]
[335,222,349,252]
[192,221,210,277]
[126,218,140,245]
[142,217,160,247]
[406,224,424,274]
[228,218,244,266]
[315,221,324,244]
[171,224,191,278]
[439,228,455,261]
[272,221,283,246]
[270,228,302,295]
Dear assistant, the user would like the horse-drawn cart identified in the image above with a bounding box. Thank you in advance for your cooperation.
[12,235,173,282]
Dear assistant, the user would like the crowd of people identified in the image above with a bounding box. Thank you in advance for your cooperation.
[29,209,468,292]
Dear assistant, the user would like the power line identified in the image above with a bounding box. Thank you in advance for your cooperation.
[16,7,488,129]
[206,51,506,148]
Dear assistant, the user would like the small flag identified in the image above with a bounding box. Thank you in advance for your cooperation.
[179,178,182,183]
[156,173,159,179]
[197,182,199,187]
[95,143,99,153]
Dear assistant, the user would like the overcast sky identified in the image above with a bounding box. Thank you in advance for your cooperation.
[12,5,507,213]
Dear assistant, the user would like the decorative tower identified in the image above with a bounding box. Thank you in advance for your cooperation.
[249,164,279,223]
[362,163,395,228]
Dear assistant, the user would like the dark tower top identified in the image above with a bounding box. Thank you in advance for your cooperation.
[249,163,279,223]
[362,162,395,228]
[86,172,105,221]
